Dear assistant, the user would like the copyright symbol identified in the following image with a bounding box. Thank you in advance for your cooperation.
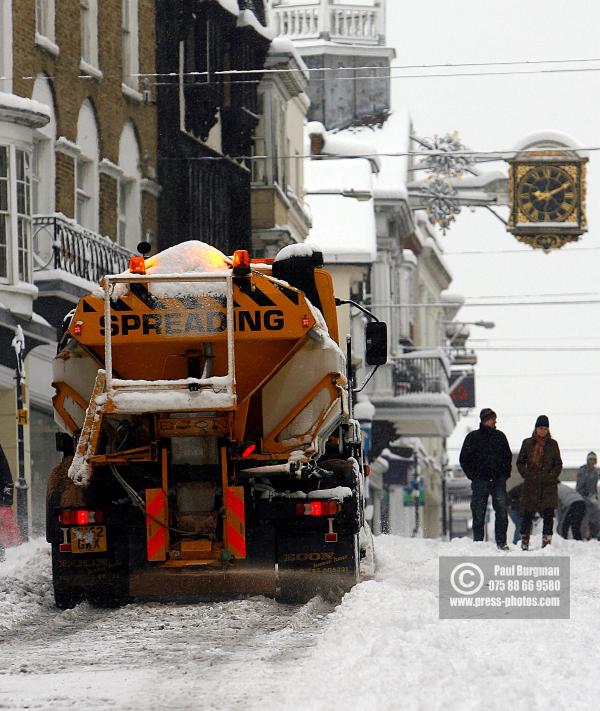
[450,562,485,596]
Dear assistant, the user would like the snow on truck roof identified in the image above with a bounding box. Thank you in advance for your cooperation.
[98,241,230,299]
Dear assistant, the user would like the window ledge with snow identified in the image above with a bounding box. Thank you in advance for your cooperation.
[122,83,143,104]
[35,33,59,57]
[79,59,103,81]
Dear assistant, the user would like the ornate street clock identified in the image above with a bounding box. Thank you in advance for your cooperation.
[508,136,587,252]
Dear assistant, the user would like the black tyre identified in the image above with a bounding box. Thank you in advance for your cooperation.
[53,582,85,610]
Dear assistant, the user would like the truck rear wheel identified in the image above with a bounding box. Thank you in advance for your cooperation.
[51,546,85,609]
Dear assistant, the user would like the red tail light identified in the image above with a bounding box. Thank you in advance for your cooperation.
[73,322,83,336]
[232,249,251,276]
[59,510,104,525]
[295,501,340,517]
[302,315,310,328]
[240,442,256,458]
[129,256,146,274]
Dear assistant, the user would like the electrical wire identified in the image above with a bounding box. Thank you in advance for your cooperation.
[5,54,600,83]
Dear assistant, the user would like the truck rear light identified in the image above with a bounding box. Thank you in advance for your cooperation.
[238,441,256,458]
[129,255,146,274]
[295,501,340,517]
[59,509,104,525]
[232,249,251,276]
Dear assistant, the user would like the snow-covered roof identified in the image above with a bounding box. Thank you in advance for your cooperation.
[307,122,380,173]
[269,36,310,79]
[304,157,377,264]
[330,107,412,197]
[513,129,584,154]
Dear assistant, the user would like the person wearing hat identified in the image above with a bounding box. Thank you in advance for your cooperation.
[516,415,563,550]
[459,408,513,550]
[576,451,599,501]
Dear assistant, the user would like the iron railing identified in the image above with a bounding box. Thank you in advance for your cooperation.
[392,350,450,396]
[32,214,133,284]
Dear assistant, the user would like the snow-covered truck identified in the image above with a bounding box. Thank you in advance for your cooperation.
[46,241,386,607]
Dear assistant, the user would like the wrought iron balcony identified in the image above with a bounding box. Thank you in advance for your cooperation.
[272,1,382,44]
[33,214,133,285]
[392,349,450,397]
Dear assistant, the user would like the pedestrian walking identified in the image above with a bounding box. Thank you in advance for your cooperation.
[459,407,513,550]
[507,483,524,545]
[517,415,562,550]
[556,483,585,540]
[0,442,20,560]
[576,451,599,500]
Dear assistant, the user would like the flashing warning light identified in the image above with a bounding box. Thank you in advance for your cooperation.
[240,442,257,458]
[59,509,104,525]
[302,314,310,328]
[73,322,83,336]
[295,501,340,517]
[129,255,146,274]
[364,464,371,477]
[232,249,251,276]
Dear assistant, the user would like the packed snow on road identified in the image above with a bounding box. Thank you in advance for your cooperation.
[1,534,599,710]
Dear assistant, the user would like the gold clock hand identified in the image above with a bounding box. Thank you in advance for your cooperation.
[545,183,570,199]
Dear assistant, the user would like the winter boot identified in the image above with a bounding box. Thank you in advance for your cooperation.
[542,534,552,548]
[521,534,530,551]
[497,543,510,551]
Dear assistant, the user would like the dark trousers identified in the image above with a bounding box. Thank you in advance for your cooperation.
[521,508,554,537]
[471,478,508,546]
[560,501,585,540]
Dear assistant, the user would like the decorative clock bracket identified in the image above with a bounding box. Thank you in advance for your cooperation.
[507,131,588,253]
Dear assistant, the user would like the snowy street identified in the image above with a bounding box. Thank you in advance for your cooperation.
[2,535,599,711]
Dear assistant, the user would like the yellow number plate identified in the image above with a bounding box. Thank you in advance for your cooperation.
[70,526,107,553]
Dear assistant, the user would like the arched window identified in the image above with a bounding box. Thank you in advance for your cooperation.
[31,74,56,216]
[75,99,99,232]
[117,121,141,250]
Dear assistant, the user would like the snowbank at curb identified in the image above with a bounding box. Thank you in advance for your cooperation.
[281,535,600,711]
[0,539,55,633]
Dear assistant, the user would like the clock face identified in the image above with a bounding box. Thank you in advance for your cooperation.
[516,165,577,222]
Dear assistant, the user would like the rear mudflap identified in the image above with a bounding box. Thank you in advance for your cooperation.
[276,529,359,601]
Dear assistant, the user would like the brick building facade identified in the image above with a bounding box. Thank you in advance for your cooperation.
[0,0,159,535]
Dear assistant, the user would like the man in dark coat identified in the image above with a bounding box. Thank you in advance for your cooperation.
[459,408,513,550]
[517,415,562,549]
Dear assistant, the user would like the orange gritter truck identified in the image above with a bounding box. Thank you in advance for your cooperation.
[46,240,386,606]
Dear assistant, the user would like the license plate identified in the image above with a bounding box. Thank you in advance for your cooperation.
[70,526,107,553]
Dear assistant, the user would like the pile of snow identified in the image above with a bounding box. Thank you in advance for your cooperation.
[143,240,229,275]
[0,539,55,633]
[280,535,600,710]
[274,242,322,262]
[103,241,230,299]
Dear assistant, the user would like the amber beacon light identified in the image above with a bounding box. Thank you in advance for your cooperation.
[232,249,251,276]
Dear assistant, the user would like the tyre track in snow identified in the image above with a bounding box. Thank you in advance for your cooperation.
[0,540,336,710]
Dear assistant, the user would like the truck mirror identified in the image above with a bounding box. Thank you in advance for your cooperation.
[365,322,387,365]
